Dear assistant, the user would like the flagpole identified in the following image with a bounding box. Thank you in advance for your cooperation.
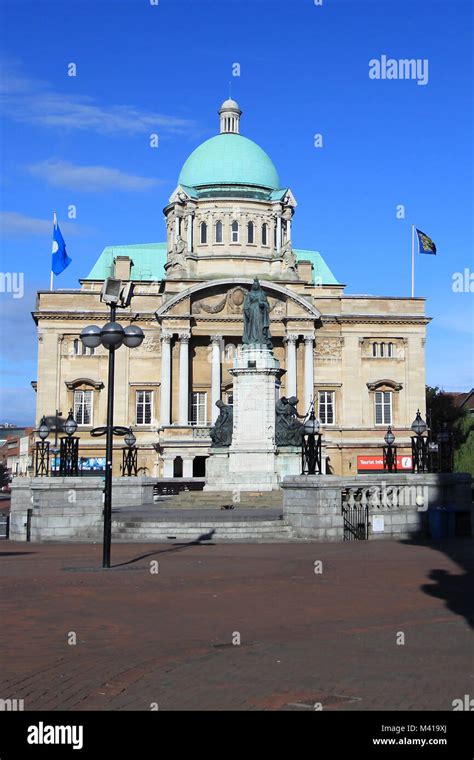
[50,211,57,292]
[411,224,415,298]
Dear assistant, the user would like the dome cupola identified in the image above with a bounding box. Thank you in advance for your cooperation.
[219,98,242,134]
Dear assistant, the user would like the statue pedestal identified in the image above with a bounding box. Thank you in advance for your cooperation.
[205,345,285,492]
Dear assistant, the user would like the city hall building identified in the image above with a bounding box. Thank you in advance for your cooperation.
[32,99,429,478]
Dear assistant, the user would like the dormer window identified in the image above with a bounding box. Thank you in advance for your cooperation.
[247,222,254,244]
[262,223,268,246]
[231,221,239,243]
[215,221,223,243]
[200,222,207,244]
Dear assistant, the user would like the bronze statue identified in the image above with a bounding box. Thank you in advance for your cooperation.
[242,278,272,349]
[275,396,305,446]
[209,400,233,447]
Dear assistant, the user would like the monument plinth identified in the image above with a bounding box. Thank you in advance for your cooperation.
[205,345,283,491]
[205,279,301,493]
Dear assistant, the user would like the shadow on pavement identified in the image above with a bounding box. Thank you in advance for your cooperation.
[402,536,474,629]
[111,530,216,568]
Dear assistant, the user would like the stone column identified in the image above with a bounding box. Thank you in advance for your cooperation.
[210,335,223,424]
[178,332,191,425]
[276,215,282,252]
[287,218,292,242]
[162,456,174,478]
[303,332,315,411]
[159,332,172,427]
[186,210,193,252]
[182,457,194,478]
[284,333,298,398]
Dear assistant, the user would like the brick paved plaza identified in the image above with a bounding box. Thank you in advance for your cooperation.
[1,537,473,711]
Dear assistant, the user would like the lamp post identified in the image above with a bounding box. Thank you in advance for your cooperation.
[122,427,138,477]
[302,401,322,475]
[34,416,50,476]
[383,426,397,473]
[411,409,429,473]
[58,408,80,476]
[437,424,454,473]
[81,279,144,568]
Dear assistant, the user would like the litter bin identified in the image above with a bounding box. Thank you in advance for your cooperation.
[428,508,448,539]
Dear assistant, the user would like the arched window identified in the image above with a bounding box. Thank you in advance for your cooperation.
[200,222,207,244]
[215,221,223,243]
[380,343,385,357]
[387,342,393,358]
[74,339,80,356]
[372,342,378,358]
[231,221,239,243]
[247,221,254,244]
[262,223,268,246]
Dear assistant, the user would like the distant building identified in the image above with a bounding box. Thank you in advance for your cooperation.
[446,389,474,416]
[2,429,34,477]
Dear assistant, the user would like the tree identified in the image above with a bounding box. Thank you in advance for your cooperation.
[0,461,9,489]
[426,386,474,475]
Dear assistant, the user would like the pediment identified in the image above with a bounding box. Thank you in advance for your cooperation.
[155,279,321,321]
[192,285,286,318]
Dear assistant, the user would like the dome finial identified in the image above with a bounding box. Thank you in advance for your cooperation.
[219,97,242,134]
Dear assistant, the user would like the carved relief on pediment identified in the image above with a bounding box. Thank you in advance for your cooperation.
[192,286,286,317]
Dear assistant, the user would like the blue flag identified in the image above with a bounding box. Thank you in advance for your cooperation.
[51,216,72,275]
[416,228,437,255]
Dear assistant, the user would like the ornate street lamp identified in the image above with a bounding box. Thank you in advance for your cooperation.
[59,409,80,476]
[122,427,138,477]
[80,278,144,569]
[302,401,322,475]
[35,416,50,476]
[411,409,429,473]
[383,426,397,472]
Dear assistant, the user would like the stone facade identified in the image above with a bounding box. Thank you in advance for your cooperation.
[31,100,429,478]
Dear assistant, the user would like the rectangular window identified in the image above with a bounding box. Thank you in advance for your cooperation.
[190,392,207,425]
[318,391,335,425]
[74,390,93,426]
[375,391,392,425]
[136,390,153,425]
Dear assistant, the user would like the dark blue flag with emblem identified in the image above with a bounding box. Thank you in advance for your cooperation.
[416,228,437,255]
[51,212,72,276]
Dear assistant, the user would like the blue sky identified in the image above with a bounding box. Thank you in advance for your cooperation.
[0,0,473,424]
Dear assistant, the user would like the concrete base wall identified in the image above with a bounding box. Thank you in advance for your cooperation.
[282,473,473,542]
[205,447,301,492]
[9,476,157,541]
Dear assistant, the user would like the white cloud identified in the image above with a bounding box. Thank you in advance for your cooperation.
[26,159,162,192]
[0,62,196,136]
[0,211,92,238]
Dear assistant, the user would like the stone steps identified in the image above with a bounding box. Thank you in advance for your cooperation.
[109,517,296,542]
[159,490,283,510]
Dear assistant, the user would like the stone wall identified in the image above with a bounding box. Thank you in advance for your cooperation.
[282,473,473,541]
[9,476,156,542]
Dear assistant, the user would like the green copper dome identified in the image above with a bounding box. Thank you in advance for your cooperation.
[178,133,280,190]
